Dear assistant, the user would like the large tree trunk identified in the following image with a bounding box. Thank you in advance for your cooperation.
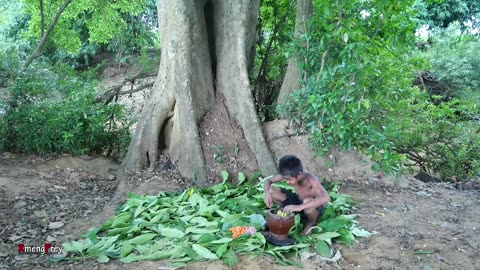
[276,0,313,112]
[114,0,276,201]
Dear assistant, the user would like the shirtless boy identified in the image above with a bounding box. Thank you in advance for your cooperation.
[264,155,331,235]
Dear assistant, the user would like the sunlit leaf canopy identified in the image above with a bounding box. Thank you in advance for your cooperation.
[21,0,147,53]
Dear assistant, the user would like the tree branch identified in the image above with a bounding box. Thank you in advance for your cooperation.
[23,0,73,69]
[96,82,154,105]
[40,0,45,37]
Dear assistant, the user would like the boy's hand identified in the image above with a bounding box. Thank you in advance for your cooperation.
[284,205,302,213]
[264,194,273,208]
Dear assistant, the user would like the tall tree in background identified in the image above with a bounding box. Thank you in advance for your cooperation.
[414,0,480,29]
[276,0,313,111]
[115,0,277,199]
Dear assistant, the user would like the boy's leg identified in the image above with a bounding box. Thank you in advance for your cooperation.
[268,186,287,206]
[300,198,323,235]
[268,187,302,207]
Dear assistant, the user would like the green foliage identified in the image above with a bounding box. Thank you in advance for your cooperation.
[0,63,132,158]
[412,0,480,29]
[0,1,23,33]
[281,0,416,174]
[255,0,296,81]
[252,0,295,121]
[280,0,480,180]
[16,0,158,69]
[212,144,225,164]
[382,94,480,180]
[21,0,147,52]
[419,24,480,101]
[59,173,370,266]
[106,0,159,64]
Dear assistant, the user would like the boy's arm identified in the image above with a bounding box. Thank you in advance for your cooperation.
[263,174,283,193]
[285,184,330,213]
[299,186,330,210]
[264,174,283,208]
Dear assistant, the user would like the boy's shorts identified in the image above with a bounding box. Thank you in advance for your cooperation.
[280,188,324,220]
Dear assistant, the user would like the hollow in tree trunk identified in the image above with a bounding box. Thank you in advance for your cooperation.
[113,0,277,202]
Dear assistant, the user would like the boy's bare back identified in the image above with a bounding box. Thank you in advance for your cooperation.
[292,172,328,202]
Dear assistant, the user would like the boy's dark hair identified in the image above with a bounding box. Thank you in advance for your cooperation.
[278,155,303,177]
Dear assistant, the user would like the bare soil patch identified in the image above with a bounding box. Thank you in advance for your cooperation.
[199,93,259,183]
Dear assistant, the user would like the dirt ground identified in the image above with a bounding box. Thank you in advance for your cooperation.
[1,151,479,270]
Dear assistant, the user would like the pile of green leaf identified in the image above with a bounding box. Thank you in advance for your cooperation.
[59,172,371,267]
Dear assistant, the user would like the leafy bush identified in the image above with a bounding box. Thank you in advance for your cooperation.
[0,63,132,158]
[280,0,480,180]
[280,0,416,174]
[419,23,480,102]
[382,94,480,180]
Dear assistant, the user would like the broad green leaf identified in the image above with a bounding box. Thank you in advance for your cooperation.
[62,241,86,253]
[120,249,176,263]
[337,228,355,246]
[152,239,174,249]
[183,246,202,260]
[319,216,350,232]
[248,171,263,184]
[180,215,194,222]
[127,233,156,245]
[215,242,228,258]
[106,227,129,236]
[272,243,310,251]
[112,212,131,228]
[134,244,152,255]
[134,205,146,218]
[82,227,100,244]
[199,205,220,216]
[190,216,207,224]
[220,171,229,183]
[210,238,233,244]
[214,209,228,217]
[351,227,372,237]
[237,240,268,253]
[237,172,246,185]
[315,240,331,257]
[149,210,167,223]
[248,214,266,228]
[161,228,185,238]
[97,254,109,263]
[186,227,219,234]
[197,234,216,244]
[95,235,119,252]
[314,232,340,245]
[192,244,218,260]
[120,244,134,257]
[223,249,239,266]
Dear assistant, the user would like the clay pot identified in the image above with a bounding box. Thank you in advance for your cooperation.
[266,209,295,240]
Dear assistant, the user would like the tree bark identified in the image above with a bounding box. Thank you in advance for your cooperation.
[115,0,276,201]
[276,0,313,112]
